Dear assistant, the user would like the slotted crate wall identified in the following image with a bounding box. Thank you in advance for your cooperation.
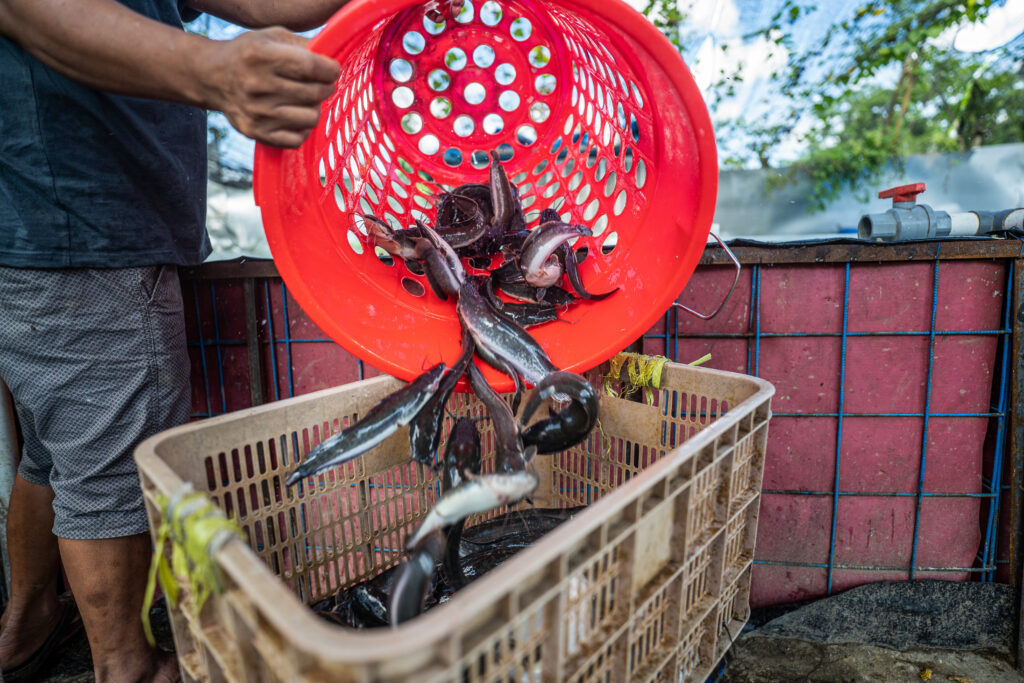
[137,361,771,681]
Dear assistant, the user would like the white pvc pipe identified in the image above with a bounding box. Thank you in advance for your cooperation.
[1005,209,1024,230]
[0,379,17,602]
[949,212,982,236]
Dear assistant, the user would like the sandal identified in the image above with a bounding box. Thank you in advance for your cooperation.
[1,596,83,683]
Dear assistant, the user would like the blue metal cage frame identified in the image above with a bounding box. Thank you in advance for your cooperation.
[646,255,1013,589]
[181,239,1024,607]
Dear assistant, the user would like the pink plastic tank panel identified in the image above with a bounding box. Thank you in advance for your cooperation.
[662,259,1005,606]
[181,257,1008,608]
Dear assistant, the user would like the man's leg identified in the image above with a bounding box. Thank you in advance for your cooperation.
[59,535,177,682]
[0,264,192,682]
[0,475,60,669]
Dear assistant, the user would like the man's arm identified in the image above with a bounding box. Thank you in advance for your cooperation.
[0,0,340,148]
[189,0,467,32]
[188,1,348,32]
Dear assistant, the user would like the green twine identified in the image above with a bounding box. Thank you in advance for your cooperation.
[142,484,244,646]
[602,352,711,405]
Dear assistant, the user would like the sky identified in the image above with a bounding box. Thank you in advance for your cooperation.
[203,0,1024,176]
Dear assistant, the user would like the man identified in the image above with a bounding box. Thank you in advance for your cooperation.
[0,1,458,681]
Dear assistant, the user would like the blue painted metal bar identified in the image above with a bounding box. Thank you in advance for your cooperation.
[208,281,228,414]
[662,309,670,359]
[764,489,997,498]
[252,337,334,344]
[753,265,762,376]
[742,265,755,375]
[658,329,1011,339]
[263,280,281,402]
[773,412,1002,418]
[909,257,941,580]
[280,282,296,398]
[981,262,1014,581]
[754,559,994,573]
[190,283,213,418]
[826,264,851,594]
[671,290,679,362]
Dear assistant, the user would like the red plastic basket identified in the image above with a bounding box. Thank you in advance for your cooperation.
[254,0,717,391]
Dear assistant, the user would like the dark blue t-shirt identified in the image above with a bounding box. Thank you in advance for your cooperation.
[0,0,210,268]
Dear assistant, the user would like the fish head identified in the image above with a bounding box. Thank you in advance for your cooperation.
[365,220,400,250]
[417,221,468,282]
[362,214,396,239]
[528,255,564,288]
[447,417,482,468]
[487,471,540,504]
[284,468,304,487]
[539,209,561,224]
[452,416,482,440]
[422,363,448,392]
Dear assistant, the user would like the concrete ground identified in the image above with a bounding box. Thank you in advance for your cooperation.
[722,581,1021,683]
[34,604,175,682]
[31,581,1022,682]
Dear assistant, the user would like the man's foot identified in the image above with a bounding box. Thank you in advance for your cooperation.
[0,597,63,670]
[94,647,179,683]
[0,475,62,674]
[152,650,181,683]
[0,597,81,680]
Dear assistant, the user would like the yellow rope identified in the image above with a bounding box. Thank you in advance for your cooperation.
[595,416,613,456]
[142,484,244,646]
[602,352,713,404]
[689,353,713,367]
[602,354,627,399]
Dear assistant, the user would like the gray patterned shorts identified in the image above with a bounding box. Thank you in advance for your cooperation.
[0,265,191,539]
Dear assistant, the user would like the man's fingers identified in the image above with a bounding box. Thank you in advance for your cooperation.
[260,78,335,107]
[271,47,340,84]
[263,105,322,132]
[261,128,312,149]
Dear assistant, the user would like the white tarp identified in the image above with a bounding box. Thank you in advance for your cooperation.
[204,142,1024,260]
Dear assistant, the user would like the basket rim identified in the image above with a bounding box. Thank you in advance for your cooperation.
[252,0,720,392]
[135,362,772,665]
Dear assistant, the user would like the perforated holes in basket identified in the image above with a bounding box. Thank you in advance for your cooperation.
[443,148,463,167]
[496,143,514,161]
[401,277,426,297]
[314,0,659,299]
[377,1,562,188]
[470,150,489,168]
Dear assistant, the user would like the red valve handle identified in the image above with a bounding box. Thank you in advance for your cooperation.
[879,183,926,204]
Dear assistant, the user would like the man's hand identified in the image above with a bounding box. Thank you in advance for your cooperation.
[201,28,340,149]
[425,0,466,23]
